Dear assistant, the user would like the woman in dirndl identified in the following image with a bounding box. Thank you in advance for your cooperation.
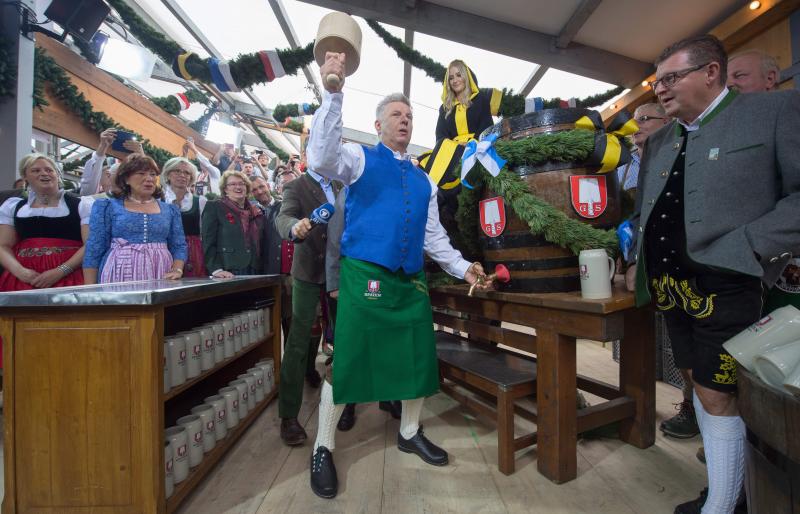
[83,155,187,284]
[161,157,207,277]
[0,153,90,292]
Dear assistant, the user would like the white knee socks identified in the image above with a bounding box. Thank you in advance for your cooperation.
[400,398,425,440]
[314,381,344,452]
[693,391,745,514]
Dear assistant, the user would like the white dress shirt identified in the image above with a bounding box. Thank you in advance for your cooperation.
[678,87,730,133]
[307,91,471,279]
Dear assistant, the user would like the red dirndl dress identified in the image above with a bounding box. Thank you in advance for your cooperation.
[0,193,85,367]
[180,195,206,277]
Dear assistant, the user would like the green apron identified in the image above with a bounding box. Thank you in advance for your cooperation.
[332,257,439,404]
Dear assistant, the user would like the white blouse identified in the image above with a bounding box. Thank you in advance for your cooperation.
[0,190,93,226]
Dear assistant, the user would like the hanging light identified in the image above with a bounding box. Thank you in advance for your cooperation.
[94,37,156,80]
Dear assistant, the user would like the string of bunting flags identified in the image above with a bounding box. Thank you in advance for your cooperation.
[105,0,314,92]
[365,19,625,113]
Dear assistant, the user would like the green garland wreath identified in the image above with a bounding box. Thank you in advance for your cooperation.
[366,19,625,115]
[105,0,314,90]
[0,35,18,102]
[454,129,618,257]
[273,102,319,121]
[35,47,175,167]
[151,88,209,115]
[250,122,290,162]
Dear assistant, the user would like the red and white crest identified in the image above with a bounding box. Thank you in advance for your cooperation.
[368,280,380,293]
[177,445,187,457]
[194,432,203,443]
[569,175,608,219]
[479,197,506,237]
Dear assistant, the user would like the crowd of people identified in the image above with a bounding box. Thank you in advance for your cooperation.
[1,33,797,514]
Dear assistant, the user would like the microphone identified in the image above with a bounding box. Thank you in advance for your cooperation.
[310,202,335,227]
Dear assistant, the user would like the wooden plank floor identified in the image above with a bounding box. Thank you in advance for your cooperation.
[172,340,708,514]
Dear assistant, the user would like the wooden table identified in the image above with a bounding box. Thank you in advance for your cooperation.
[430,280,655,483]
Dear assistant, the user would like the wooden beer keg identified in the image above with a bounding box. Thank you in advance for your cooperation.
[737,367,800,513]
[479,109,621,293]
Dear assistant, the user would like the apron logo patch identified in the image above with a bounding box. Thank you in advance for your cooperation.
[365,280,382,299]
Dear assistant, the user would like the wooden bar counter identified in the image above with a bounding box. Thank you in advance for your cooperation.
[0,276,282,514]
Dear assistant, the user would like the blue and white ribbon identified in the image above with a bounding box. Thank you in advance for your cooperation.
[217,60,241,92]
[460,133,507,189]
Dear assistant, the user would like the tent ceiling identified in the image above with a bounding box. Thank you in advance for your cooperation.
[298,0,748,85]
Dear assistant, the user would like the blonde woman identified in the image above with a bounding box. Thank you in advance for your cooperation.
[0,153,91,291]
[162,157,207,277]
[201,171,264,277]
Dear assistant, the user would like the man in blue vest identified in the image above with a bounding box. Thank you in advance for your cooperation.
[303,52,489,499]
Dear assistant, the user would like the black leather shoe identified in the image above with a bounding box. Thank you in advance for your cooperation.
[337,403,356,431]
[674,489,707,514]
[397,426,448,466]
[660,400,699,439]
[379,400,402,420]
[305,369,322,388]
[280,417,307,446]
[310,446,338,499]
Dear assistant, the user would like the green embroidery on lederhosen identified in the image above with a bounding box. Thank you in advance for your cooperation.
[651,274,716,319]
[713,353,737,385]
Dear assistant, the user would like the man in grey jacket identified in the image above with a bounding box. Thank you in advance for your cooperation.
[628,35,800,514]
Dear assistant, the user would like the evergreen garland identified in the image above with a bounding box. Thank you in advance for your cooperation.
[250,122,290,162]
[366,19,625,111]
[0,35,17,102]
[540,86,625,110]
[283,120,305,133]
[273,102,319,121]
[454,129,618,256]
[105,0,314,90]
[151,88,209,115]
[497,88,525,117]
[62,153,92,173]
[34,47,176,167]
[188,103,218,133]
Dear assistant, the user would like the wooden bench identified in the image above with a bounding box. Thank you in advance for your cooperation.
[434,312,538,475]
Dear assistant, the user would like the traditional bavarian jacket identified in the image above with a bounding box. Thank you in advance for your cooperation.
[306,91,471,279]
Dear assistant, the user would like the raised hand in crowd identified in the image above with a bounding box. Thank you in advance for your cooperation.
[123,139,144,156]
[97,128,117,156]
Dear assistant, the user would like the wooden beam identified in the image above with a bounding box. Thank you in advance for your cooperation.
[403,29,414,98]
[35,36,217,158]
[518,65,550,97]
[555,0,603,49]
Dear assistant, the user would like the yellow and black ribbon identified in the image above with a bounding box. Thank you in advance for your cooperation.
[575,110,638,174]
[421,134,472,190]
[172,52,195,81]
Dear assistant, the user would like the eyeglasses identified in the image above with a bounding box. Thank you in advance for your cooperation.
[226,182,246,189]
[648,62,710,90]
[635,115,665,123]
